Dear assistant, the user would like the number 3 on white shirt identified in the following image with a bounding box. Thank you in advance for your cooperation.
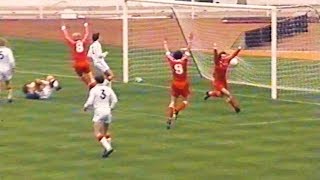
[75,41,84,53]
[174,64,184,75]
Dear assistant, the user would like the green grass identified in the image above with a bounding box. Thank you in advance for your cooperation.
[0,38,319,180]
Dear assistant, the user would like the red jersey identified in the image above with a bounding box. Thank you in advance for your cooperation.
[166,51,190,82]
[214,58,230,81]
[62,27,89,64]
[67,39,89,63]
[213,49,241,81]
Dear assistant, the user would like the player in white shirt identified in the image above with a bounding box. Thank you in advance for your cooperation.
[0,38,15,103]
[83,75,118,158]
[87,33,114,86]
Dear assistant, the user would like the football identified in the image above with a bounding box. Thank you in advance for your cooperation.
[230,57,239,66]
[134,77,144,83]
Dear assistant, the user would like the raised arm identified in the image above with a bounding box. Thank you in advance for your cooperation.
[213,43,219,64]
[163,38,170,53]
[186,32,193,52]
[61,25,75,44]
[227,46,242,61]
[81,23,89,42]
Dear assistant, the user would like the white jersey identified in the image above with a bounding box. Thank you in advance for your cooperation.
[38,81,54,99]
[84,84,118,114]
[88,41,110,73]
[0,46,15,71]
[88,41,105,63]
[0,46,15,81]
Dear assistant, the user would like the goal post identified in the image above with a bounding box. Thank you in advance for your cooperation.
[122,0,320,104]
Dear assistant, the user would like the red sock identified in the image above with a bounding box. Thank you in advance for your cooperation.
[167,107,174,118]
[227,97,239,109]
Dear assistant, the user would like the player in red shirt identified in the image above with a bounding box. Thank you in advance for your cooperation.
[204,43,241,113]
[61,22,95,89]
[163,33,193,129]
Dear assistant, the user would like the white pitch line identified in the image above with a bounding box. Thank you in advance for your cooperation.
[16,70,78,79]
[6,79,320,126]
[234,118,320,126]
[15,69,320,106]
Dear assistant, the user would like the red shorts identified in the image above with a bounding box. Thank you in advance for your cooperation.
[213,80,228,92]
[73,61,90,76]
[171,81,190,98]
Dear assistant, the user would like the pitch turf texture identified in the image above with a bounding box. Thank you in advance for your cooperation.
[1,38,319,180]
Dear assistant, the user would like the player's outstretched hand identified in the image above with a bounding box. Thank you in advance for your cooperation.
[61,25,66,31]
[163,38,168,43]
[102,51,109,57]
[84,22,88,27]
[213,43,217,49]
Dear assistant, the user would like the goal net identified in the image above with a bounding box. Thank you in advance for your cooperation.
[275,6,320,104]
[125,0,320,104]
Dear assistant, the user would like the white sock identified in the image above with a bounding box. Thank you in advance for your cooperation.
[106,137,112,144]
[100,137,112,151]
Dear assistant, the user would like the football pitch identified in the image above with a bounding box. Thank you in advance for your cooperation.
[1,38,319,180]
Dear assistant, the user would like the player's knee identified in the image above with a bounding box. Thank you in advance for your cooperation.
[168,101,175,108]
[182,100,188,105]
[216,91,222,97]
[96,133,104,141]
[225,97,232,102]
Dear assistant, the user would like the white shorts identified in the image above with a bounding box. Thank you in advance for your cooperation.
[0,69,13,81]
[92,110,112,124]
[94,60,110,74]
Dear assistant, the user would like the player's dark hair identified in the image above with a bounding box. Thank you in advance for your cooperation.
[173,50,183,60]
[22,84,28,94]
[92,33,100,42]
[95,75,105,84]
[218,51,227,59]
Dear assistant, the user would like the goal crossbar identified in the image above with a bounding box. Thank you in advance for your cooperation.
[127,0,276,10]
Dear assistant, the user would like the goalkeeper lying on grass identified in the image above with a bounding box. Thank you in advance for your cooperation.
[22,75,62,100]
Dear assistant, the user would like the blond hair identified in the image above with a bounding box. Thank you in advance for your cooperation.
[72,32,82,40]
[0,37,7,46]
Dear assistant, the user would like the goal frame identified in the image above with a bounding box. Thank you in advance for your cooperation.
[122,0,278,100]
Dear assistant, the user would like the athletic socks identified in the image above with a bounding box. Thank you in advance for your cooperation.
[97,134,112,151]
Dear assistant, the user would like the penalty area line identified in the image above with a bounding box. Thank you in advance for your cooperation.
[132,82,320,106]
[15,70,320,106]
[16,70,78,79]
[234,118,320,126]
